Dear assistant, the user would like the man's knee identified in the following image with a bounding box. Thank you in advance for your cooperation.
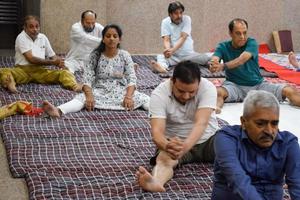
[217,87,228,99]
[282,86,298,98]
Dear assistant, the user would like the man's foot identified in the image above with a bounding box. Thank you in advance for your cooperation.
[42,101,61,117]
[150,60,168,73]
[3,75,17,93]
[72,83,83,92]
[136,166,166,192]
[288,52,300,68]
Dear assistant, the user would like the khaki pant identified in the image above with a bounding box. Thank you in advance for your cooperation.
[0,65,78,90]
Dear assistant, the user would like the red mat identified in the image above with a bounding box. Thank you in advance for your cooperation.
[259,56,300,85]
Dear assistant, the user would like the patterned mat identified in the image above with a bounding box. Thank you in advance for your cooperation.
[0,55,231,199]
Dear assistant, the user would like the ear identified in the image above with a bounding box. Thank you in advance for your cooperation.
[240,116,246,129]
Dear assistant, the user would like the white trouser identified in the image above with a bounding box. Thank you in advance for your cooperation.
[58,99,84,115]
[64,59,84,74]
[157,52,210,69]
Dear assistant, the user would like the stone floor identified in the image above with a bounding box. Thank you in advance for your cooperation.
[0,137,28,200]
[0,49,28,199]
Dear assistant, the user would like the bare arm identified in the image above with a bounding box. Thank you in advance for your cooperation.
[163,32,188,58]
[123,85,135,110]
[23,50,63,67]
[171,32,188,53]
[182,107,214,154]
[151,118,168,151]
[210,52,252,73]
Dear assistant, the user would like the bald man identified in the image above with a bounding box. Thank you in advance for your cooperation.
[64,10,104,73]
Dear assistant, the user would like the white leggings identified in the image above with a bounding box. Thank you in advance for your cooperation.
[58,99,84,115]
[58,98,150,115]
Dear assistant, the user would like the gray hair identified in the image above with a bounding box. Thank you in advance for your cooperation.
[243,90,280,117]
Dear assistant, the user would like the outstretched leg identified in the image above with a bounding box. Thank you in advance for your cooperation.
[42,101,61,117]
[136,151,178,192]
[288,52,299,68]
[136,166,166,192]
[215,87,229,114]
[282,86,300,107]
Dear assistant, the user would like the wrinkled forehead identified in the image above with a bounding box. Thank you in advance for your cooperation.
[25,18,39,27]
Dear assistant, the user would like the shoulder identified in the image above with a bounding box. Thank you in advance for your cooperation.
[278,130,298,144]
[38,33,48,39]
[16,31,26,41]
[119,49,131,57]
[152,79,170,98]
[95,22,104,30]
[198,78,216,92]
[216,125,243,140]
[246,37,258,45]
[162,17,171,24]
[182,15,191,22]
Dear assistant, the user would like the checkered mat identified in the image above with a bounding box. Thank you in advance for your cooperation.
[0,55,232,199]
[131,55,277,79]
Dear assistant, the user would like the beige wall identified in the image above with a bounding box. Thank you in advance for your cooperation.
[40,0,106,53]
[40,0,300,54]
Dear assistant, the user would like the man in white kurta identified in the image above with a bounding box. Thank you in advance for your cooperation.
[64,10,104,73]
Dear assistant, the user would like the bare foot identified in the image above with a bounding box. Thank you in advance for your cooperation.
[134,63,139,72]
[42,101,61,117]
[288,52,300,68]
[136,166,166,192]
[150,60,168,73]
[72,83,83,92]
[3,75,17,93]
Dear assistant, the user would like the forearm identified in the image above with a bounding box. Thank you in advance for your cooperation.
[183,123,206,152]
[125,85,135,98]
[27,56,56,66]
[223,52,252,69]
[163,38,171,50]
[82,85,93,96]
[172,35,187,52]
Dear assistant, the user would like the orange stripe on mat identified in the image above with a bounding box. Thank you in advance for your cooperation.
[259,56,300,85]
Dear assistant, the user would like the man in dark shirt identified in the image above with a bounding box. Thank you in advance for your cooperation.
[212,90,300,200]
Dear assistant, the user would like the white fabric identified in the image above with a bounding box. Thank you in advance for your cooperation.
[15,30,55,65]
[218,102,300,143]
[161,15,194,57]
[64,22,104,73]
[149,78,219,144]
[158,15,209,69]
[58,98,84,114]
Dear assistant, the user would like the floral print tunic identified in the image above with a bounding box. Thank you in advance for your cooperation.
[74,49,149,110]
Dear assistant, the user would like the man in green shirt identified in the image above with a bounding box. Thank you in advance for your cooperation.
[210,18,300,113]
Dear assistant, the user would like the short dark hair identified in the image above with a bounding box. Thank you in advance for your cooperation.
[23,15,39,27]
[81,10,97,21]
[228,18,248,32]
[168,1,184,14]
[173,61,201,84]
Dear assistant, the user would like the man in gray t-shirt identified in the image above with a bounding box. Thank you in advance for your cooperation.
[136,61,218,192]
